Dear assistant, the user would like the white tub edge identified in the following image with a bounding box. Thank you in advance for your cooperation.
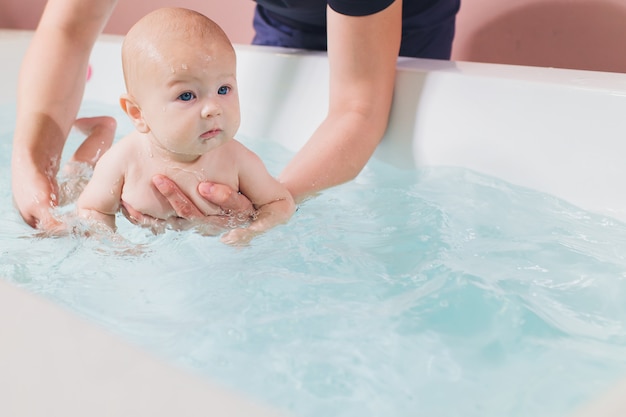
[0,279,286,416]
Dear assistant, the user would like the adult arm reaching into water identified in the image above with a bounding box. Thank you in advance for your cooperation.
[278,2,401,198]
[11,0,116,229]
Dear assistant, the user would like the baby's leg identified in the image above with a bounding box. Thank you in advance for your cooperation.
[59,116,116,205]
[70,116,116,166]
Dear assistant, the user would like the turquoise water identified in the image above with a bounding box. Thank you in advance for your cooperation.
[3,103,626,416]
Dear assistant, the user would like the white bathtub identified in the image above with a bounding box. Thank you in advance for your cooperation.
[1,29,626,416]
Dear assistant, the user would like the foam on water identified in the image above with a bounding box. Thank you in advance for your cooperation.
[2,102,626,416]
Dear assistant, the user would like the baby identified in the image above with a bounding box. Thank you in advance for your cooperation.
[77,7,295,244]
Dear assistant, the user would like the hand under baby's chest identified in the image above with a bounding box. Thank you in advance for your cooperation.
[120,157,239,220]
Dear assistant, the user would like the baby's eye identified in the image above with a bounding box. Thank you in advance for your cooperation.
[217,86,230,95]
[178,91,196,101]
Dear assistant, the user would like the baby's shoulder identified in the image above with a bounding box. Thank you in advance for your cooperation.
[104,132,142,157]
[224,138,258,157]
[93,132,142,170]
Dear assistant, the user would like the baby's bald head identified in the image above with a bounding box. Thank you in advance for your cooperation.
[121,8,234,95]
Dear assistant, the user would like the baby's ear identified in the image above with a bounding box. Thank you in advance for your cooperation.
[120,94,150,133]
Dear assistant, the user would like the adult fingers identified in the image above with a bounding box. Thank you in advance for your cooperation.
[152,174,205,220]
[197,182,254,216]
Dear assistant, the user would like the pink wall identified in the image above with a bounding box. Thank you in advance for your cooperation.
[2,0,626,73]
[0,0,256,44]
[453,0,626,73]
[104,0,256,44]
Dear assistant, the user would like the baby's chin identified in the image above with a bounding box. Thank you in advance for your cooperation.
[169,139,230,160]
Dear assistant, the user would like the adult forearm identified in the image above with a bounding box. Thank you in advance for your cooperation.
[11,0,117,228]
[279,2,401,202]
[13,0,116,172]
[15,39,94,169]
[279,109,388,201]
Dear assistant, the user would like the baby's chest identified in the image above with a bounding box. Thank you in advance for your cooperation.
[121,178,175,219]
[122,159,239,219]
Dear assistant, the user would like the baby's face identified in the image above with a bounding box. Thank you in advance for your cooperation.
[134,37,240,161]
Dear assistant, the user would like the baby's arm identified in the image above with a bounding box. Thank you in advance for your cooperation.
[221,144,295,245]
[76,142,126,232]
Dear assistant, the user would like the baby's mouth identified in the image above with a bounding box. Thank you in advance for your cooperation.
[200,129,221,140]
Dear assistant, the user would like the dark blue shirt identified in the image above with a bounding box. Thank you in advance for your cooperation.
[252,0,460,59]
[254,0,440,28]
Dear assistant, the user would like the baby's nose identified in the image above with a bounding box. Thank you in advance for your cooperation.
[201,100,221,118]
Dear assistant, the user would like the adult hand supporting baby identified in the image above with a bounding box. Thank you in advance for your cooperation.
[121,174,255,231]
